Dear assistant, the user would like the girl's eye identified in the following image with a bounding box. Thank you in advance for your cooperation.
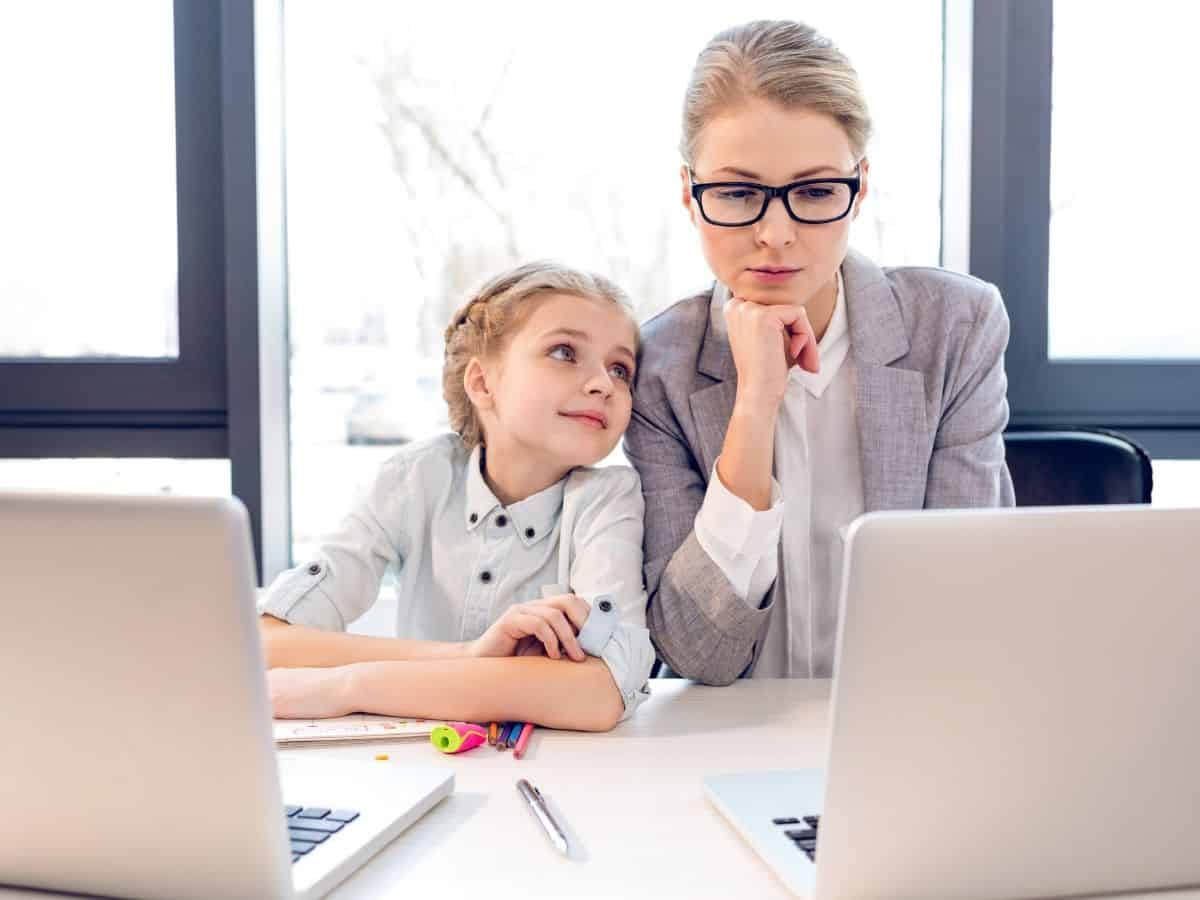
[549,344,575,362]
[608,363,632,383]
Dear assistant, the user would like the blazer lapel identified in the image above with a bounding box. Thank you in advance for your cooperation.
[685,260,930,511]
[689,285,739,479]
[843,250,930,511]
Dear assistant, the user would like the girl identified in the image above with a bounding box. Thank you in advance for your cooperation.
[261,262,654,731]
[625,20,1014,685]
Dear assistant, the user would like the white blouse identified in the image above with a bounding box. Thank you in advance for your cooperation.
[694,273,866,676]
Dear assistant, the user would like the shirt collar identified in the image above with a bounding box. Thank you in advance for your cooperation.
[788,269,850,398]
[463,444,564,546]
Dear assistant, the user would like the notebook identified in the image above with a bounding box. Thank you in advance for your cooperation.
[274,714,438,744]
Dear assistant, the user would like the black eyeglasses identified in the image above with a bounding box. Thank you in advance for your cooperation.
[688,166,861,227]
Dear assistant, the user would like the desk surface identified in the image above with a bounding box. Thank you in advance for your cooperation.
[4,679,1197,899]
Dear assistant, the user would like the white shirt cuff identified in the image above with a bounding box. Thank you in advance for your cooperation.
[694,458,783,604]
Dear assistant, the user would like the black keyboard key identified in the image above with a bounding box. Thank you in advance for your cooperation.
[785,828,818,842]
[290,839,317,855]
[288,827,330,844]
[285,805,302,817]
[296,807,330,819]
[803,815,820,828]
[771,817,801,825]
[327,809,359,823]
[290,817,344,834]
[797,838,817,851]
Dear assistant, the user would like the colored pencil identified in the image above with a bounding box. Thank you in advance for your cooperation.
[488,722,499,745]
[513,723,535,759]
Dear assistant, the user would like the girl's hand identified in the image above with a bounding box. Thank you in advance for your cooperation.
[724,296,819,410]
[468,594,591,661]
[267,666,355,719]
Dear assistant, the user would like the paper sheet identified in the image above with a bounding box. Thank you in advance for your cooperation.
[273,713,437,744]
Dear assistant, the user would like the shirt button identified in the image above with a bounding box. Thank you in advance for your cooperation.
[495,515,508,527]
[598,599,613,613]
[307,563,321,575]
[480,571,492,584]
[469,513,478,524]
[525,527,535,539]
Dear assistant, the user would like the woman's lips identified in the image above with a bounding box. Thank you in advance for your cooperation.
[748,267,802,284]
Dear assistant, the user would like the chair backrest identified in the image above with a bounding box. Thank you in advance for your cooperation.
[1003,428,1153,506]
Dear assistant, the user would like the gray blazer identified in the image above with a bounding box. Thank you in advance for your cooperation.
[624,249,1015,685]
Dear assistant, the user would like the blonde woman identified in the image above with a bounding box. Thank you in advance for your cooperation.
[261,262,654,731]
[625,20,1014,685]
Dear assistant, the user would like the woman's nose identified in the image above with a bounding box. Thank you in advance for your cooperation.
[753,196,797,248]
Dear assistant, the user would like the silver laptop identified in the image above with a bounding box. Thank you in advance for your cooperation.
[0,491,453,900]
[706,505,1200,899]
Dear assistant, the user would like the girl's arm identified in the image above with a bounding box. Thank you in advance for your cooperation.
[260,594,589,669]
[268,656,625,733]
[259,614,468,668]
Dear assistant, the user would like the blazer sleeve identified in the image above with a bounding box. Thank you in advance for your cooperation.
[924,283,1016,508]
[624,395,776,685]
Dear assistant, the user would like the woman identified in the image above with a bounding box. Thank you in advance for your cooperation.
[625,20,1013,685]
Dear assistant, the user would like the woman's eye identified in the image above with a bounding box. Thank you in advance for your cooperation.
[608,363,632,383]
[549,344,575,362]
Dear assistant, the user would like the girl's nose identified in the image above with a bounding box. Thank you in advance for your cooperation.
[584,368,614,397]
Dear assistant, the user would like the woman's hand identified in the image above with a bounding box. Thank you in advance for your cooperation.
[724,297,820,411]
[267,666,355,719]
[468,594,591,661]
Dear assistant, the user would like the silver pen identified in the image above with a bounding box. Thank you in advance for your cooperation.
[516,778,569,855]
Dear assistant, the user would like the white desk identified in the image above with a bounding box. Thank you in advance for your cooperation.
[3,679,1197,899]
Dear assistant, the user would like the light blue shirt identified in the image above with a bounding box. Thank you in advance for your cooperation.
[258,433,654,719]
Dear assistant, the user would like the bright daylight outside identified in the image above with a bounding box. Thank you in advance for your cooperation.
[283,1,943,570]
[3,2,1197,558]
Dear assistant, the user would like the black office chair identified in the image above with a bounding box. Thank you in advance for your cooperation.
[1003,427,1152,506]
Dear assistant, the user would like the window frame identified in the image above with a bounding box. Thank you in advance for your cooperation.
[970,0,1200,459]
[0,0,291,582]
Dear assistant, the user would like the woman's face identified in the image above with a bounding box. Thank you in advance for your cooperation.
[682,97,868,308]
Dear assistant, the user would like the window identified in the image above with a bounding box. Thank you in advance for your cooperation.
[971,0,1200,458]
[1048,2,1200,360]
[0,2,178,360]
[283,1,944,562]
[0,0,229,452]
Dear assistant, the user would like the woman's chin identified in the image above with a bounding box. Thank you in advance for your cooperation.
[735,285,807,307]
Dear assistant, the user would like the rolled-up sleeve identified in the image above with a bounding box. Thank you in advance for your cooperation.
[257,455,407,630]
[566,467,656,721]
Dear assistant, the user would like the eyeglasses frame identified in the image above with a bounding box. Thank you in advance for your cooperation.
[687,165,862,227]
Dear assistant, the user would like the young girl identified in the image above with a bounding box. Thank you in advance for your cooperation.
[261,262,654,731]
[626,20,1014,685]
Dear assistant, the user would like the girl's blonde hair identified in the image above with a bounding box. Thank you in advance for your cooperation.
[680,19,873,165]
[442,261,635,449]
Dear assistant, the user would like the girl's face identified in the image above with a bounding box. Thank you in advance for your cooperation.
[682,97,869,308]
[471,293,638,471]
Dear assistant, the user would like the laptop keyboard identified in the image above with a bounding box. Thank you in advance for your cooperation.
[286,805,360,863]
[771,814,821,861]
